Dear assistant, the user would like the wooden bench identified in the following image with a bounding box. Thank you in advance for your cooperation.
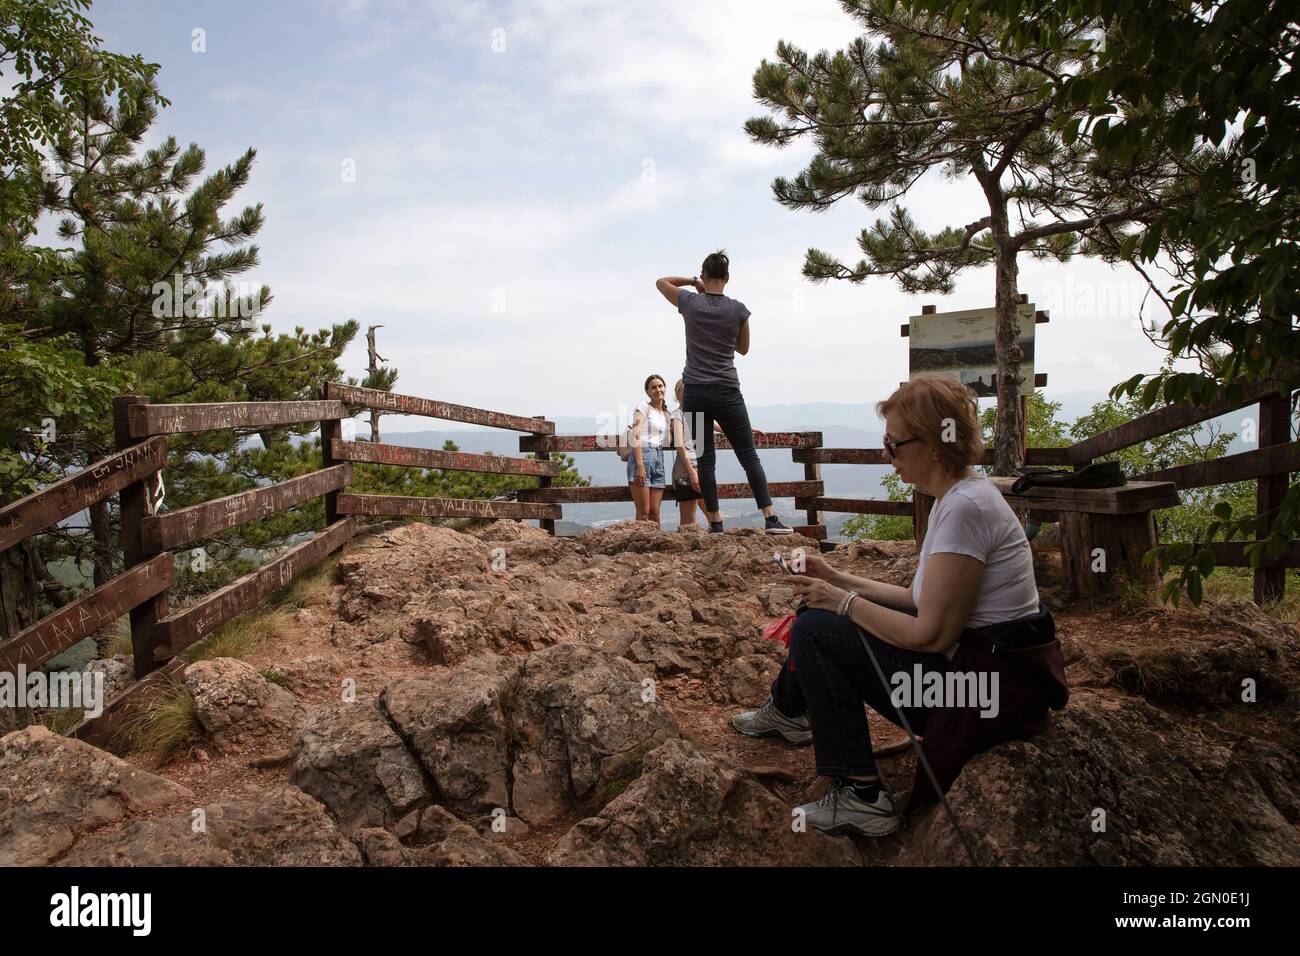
[989,477,1181,597]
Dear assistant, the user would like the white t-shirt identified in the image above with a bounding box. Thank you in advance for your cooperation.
[912,476,1041,658]
[634,401,671,448]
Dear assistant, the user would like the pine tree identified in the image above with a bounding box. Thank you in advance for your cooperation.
[13,67,358,612]
[746,0,1195,474]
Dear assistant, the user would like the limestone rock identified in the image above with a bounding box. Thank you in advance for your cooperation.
[1099,601,1300,707]
[337,522,491,621]
[547,739,860,866]
[273,654,343,696]
[290,697,429,833]
[82,655,131,702]
[509,643,680,825]
[0,726,193,866]
[382,654,520,818]
[474,520,551,543]
[355,805,527,866]
[59,786,361,866]
[719,654,777,705]
[184,658,304,752]
[901,689,1300,866]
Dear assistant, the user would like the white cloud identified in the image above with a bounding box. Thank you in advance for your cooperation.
[87,0,1186,422]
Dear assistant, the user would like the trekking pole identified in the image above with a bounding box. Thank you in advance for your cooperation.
[856,630,985,867]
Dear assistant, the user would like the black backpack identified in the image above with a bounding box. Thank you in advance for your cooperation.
[1009,460,1126,495]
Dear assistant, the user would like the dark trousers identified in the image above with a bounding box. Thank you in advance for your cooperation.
[680,381,772,514]
[771,607,948,778]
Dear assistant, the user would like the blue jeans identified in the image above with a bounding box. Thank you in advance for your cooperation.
[771,607,948,778]
[680,381,772,514]
[627,443,666,487]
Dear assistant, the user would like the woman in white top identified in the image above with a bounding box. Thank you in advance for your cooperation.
[731,374,1063,838]
[628,374,674,525]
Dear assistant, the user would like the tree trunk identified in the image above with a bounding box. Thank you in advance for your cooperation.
[0,541,41,642]
[368,325,383,443]
[991,239,1024,477]
[974,169,1025,478]
[88,498,114,587]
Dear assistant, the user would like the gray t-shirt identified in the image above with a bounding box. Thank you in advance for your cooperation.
[912,476,1041,659]
[678,289,750,387]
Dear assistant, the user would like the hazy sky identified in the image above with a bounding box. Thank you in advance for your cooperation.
[86,0,1178,432]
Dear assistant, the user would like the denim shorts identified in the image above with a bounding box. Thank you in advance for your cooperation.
[627,444,667,488]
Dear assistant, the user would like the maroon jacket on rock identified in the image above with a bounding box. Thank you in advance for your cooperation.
[906,602,1069,807]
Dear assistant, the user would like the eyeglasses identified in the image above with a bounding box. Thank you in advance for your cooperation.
[883,435,923,458]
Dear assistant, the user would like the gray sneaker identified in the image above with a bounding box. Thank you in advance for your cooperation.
[797,783,902,837]
[730,696,812,745]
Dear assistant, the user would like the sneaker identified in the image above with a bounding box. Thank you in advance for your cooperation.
[709,521,725,534]
[764,515,794,534]
[797,783,902,837]
[730,696,812,745]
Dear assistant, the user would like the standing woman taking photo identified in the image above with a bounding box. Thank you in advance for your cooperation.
[627,374,672,526]
[655,250,792,534]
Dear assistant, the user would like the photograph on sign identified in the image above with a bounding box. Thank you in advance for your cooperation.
[908,304,1036,397]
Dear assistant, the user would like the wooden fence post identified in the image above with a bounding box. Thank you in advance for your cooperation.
[1255,390,1292,604]
[114,395,169,680]
[803,451,824,531]
[534,415,556,536]
[320,384,341,526]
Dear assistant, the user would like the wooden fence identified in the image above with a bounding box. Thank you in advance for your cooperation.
[518,428,828,538]
[0,383,559,746]
[1,373,1294,747]
[793,373,1298,604]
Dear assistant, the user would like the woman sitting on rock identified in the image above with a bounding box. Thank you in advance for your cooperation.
[731,374,1067,837]
[627,374,673,525]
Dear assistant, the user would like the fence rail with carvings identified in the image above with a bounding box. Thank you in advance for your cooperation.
[0,382,557,747]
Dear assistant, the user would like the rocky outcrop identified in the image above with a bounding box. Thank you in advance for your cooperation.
[384,644,680,826]
[291,697,429,833]
[184,658,305,752]
[1099,599,1300,708]
[59,786,361,866]
[382,654,519,818]
[508,643,680,824]
[355,805,527,867]
[901,689,1300,866]
[547,739,861,866]
[337,523,492,624]
[82,655,131,702]
[12,520,1299,869]
[0,726,194,866]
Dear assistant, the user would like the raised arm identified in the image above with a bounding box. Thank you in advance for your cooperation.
[656,275,702,307]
